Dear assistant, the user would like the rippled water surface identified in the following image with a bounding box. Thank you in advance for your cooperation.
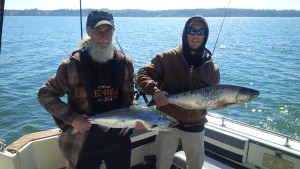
[0,16,299,144]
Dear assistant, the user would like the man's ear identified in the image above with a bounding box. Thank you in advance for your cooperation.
[86,26,91,36]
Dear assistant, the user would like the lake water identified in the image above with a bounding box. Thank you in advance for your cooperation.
[0,16,299,144]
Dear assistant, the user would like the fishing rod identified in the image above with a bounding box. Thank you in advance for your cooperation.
[115,35,149,104]
[212,0,231,55]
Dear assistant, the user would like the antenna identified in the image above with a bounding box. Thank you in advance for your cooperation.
[0,0,5,53]
[212,0,231,55]
[79,0,83,39]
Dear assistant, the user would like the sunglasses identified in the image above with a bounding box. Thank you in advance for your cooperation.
[186,28,206,36]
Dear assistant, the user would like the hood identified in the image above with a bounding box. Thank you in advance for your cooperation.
[182,15,210,68]
[79,36,92,49]
[68,36,92,62]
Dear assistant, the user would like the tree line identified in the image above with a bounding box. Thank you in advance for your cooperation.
[4,8,300,17]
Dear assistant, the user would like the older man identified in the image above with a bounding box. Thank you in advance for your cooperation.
[38,10,141,169]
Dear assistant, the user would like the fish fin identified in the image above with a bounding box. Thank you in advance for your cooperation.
[71,128,78,135]
[146,99,156,107]
[224,103,239,107]
[119,127,130,136]
[213,103,237,110]
[97,125,111,132]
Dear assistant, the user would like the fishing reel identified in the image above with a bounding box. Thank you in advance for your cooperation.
[134,82,149,104]
[134,74,149,104]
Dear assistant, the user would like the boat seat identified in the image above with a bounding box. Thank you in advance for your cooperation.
[173,150,234,169]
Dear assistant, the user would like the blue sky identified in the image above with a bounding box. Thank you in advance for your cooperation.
[5,0,300,10]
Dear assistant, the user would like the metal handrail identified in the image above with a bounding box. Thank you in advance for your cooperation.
[207,113,300,145]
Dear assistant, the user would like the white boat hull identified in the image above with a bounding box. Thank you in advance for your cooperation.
[1,114,300,169]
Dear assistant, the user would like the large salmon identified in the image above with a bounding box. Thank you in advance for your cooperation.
[147,84,259,110]
[73,105,179,133]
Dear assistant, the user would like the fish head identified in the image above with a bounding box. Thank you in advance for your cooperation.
[237,87,260,104]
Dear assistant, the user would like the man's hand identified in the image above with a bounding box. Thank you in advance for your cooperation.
[152,91,169,106]
[134,121,147,130]
[71,115,92,133]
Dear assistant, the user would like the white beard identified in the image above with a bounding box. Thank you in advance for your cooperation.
[88,39,114,63]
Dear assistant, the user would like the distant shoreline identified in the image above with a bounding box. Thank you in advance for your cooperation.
[4,8,300,17]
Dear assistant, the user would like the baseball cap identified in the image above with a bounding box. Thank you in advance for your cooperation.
[86,10,114,29]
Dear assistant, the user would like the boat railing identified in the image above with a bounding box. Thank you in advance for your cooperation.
[207,113,300,147]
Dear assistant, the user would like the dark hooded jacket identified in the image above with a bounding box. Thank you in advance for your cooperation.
[137,15,220,128]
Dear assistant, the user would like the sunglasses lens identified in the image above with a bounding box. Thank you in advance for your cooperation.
[186,28,195,35]
[198,29,206,36]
